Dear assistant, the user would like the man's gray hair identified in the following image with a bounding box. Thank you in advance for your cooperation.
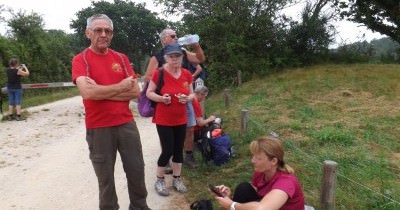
[159,28,173,39]
[86,14,113,30]
[194,86,209,94]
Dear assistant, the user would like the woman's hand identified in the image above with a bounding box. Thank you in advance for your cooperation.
[17,64,30,76]
[214,196,234,209]
[162,94,171,105]
[216,185,232,198]
[210,185,233,209]
[175,93,189,104]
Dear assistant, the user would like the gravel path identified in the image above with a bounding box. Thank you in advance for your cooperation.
[0,96,188,210]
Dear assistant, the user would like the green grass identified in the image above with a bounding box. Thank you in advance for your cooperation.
[184,64,400,209]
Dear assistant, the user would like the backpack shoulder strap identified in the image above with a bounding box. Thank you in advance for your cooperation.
[181,50,190,69]
[155,50,165,68]
[82,48,90,77]
[155,67,164,94]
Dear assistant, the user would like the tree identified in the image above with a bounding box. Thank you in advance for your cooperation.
[286,0,335,65]
[7,11,75,83]
[0,4,6,23]
[0,36,13,86]
[335,0,400,43]
[7,11,47,82]
[70,0,167,73]
[0,4,13,76]
[156,0,324,89]
[44,30,76,82]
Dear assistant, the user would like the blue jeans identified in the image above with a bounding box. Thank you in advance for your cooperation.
[7,88,23,106]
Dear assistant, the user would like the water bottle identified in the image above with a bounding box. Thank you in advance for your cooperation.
[177,34,200,46]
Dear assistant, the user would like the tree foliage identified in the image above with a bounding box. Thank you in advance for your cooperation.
[3,11,74,83]
[286,0,334,65]
[335,0,400,43]
[70,0,167,73]
[0,36,12,86]
[329,37,400,64]
[156,0,335,90]
[156,0,293,89]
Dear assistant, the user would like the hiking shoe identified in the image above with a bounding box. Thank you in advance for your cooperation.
[154,178,169,196]
[184,153,198,168]
[6,114,14,121]
[173,177,187,193]
[16,115,23,121]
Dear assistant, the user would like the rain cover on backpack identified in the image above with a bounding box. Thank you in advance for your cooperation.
[210,132,232,166]
[197,117,231,166]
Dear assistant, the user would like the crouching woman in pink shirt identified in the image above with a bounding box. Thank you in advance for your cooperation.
[211,136,305,210]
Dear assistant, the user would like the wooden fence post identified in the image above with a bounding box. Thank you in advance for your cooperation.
[237,70,242,86]
[241,109,249,135]
[224,88,231,108]
[320,160,338,210]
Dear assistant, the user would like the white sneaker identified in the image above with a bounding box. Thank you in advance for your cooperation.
[154,178,169,196]
[173,177,187,193]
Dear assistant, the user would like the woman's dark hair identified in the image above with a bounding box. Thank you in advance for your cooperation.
[9,58,19,67]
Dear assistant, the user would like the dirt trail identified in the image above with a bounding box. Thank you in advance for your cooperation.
[0,96,188,210]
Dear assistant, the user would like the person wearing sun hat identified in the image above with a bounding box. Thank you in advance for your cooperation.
[144,29,205,173]
[146,42,195,196]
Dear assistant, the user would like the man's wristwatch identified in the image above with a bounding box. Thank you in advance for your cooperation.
[230,202,237,210]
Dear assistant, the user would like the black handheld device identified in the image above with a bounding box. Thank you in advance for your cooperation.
[208,184,223,197]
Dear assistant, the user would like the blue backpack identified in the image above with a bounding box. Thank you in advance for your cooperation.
[210,133,232,166]
[198,117,232,166]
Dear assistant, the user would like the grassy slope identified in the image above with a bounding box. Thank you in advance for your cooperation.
[184,64,400,210]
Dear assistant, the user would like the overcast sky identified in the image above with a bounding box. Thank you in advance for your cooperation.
[1,0,386,47]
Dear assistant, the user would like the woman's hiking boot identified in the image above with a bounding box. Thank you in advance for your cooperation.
[154,177,169,196]
[173,177,187,193]
[6,114,15,121]
[16,115,23,121]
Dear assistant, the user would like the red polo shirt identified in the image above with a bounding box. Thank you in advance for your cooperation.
[72,48,135,128]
